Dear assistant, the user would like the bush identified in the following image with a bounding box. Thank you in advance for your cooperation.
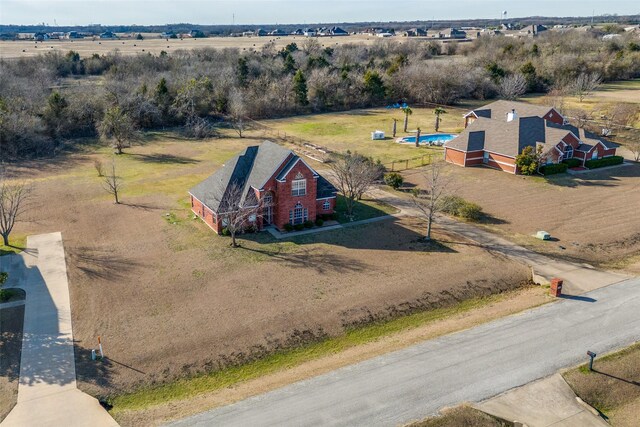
[442,195,483,221]
[540,163,568,175]
[384,172,404,190]
[294,223,305,231]
[585,155,624,169]
[303,220,314,229]
[283,223,294,232]
[563,158,582,168]
[221,227,230,236]
[315,218,324,227]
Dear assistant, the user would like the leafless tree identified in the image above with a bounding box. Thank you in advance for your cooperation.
[498,74,528,101]
[98,106,138,154]
[94,159,104,177]
[103,159,123,204]
[228,89,248,138]
[0,178,32,247]
[329,152,380,220]
[411,161,451,241]
[571,72,602,102]
[213,181,261,247]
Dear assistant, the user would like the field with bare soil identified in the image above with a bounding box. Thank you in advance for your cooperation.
[3,132,530,405]
[403,161,640,266]
[0,34,398,59]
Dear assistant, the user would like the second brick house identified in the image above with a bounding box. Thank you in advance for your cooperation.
[189,141,337,233]
[445,101,618,174]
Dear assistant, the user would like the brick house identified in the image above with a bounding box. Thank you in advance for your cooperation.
[445,101,618,174]
[189,141,337,233]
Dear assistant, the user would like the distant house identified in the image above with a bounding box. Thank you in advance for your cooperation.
[291,29,304,35]
[403,28,427,37]
[519,24,547,37]
[160,31,175,38]
[16,33,36,40]
[269,28,287,36]
[303,28,317,37]
[445,101,618,174]
[330,26,348,36]
[99,31,117,39]
[430,28,467,39]
[189,141,337,233]
[254,28,268,37]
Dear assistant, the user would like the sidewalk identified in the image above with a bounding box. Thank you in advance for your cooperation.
[2,232,118,427]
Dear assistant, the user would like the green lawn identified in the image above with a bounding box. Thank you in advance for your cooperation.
[0,236,26,256]
[108,289,538,415]
[334,195,399,223]
[264,107,465,163]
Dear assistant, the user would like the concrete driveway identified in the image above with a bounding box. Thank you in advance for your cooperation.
[169,277,640,426]
[1,233,118,427]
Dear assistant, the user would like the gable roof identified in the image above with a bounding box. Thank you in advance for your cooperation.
[189,141,291,212]
[466,100,561,122]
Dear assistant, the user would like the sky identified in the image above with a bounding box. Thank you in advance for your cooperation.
[1,0,639,26]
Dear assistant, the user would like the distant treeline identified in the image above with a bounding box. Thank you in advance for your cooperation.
[1,14,639,37]
[1,29,640,159]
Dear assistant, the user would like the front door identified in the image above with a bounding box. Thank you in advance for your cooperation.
[263,206,272,225]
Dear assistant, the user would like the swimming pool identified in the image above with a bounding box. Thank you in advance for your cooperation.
[398,133,457,146]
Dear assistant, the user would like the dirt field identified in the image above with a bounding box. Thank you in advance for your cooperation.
[4,133,530,401]
[0,34,400,59]
[403,161,640,266]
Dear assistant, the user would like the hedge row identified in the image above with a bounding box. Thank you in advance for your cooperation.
[540,163,568,175]
[562,158,582,168]
[585,155,624,169]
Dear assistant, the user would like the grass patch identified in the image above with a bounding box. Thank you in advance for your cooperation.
[0,236,26,257]
[335,195,398,223]
[563,342,640,419]
[108,290,528,414]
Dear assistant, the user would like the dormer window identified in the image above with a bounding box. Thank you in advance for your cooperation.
[291,172,306,196]
[564,146,573,160]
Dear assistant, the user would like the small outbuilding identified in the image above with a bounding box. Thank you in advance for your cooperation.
[371,130,385,140]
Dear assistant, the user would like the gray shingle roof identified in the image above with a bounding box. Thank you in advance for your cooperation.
[469,100,560,122]
[189,140,336,212]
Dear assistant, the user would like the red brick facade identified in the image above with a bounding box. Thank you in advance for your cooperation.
[190,151,336,234]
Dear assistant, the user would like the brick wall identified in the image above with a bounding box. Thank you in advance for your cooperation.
[543,109,565,125]
[190,195,221,233]
[316,197,336,217]
[273,160,318,230]
[444,148,466,166]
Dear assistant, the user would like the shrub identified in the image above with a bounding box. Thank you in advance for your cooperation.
[221,227,230,236]
[294,223,305,231]
[0,272,7,285]
[315,218,324,227]
[540,163,568,175]
[303,220,314,229]
[441,195,483,221]
[563,158,582,168]
[384,172,404,190]
[283,223,294,232]
[585,155,624,169]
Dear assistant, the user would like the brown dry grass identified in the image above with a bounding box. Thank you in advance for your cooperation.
[402,162,640,267]
[114,286,548,426]
[563,342,640,426]
[407,404,510,427]
[4,133,530,402]
[0,34,391,59]
[0,304,24,421]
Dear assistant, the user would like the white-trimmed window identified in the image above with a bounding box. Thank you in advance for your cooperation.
[564,146,573,160]
[292,179,306,196]
[322,200,330,210]
[263,192,273,205]
[592,151,598,160]
[289,202,308,224]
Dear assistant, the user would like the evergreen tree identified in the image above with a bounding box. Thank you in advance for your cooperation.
[293,69,308,106]
[363,70,386,101]
[237,57,249,86]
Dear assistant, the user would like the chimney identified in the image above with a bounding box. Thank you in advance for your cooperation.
[507,109,518,122]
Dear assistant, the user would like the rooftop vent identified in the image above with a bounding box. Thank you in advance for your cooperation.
[507,109,518,122]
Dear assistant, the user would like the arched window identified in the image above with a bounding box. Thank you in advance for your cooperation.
[289,202,308,225]
[322,200,330,210]
[263,192,273,205]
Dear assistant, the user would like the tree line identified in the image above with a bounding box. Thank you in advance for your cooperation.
[1,29,640,159]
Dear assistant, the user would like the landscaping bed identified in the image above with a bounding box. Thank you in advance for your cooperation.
[0,304,25,422]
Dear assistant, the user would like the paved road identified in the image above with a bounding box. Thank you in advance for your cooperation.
[1,233,118,427]
[170,277,640,427]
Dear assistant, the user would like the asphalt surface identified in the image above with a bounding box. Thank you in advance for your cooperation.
[170,277,640,427]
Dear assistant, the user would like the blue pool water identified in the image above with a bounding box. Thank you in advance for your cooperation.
[399,134,457,145]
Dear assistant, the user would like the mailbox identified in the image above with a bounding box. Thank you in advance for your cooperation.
[550,278,563,297]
